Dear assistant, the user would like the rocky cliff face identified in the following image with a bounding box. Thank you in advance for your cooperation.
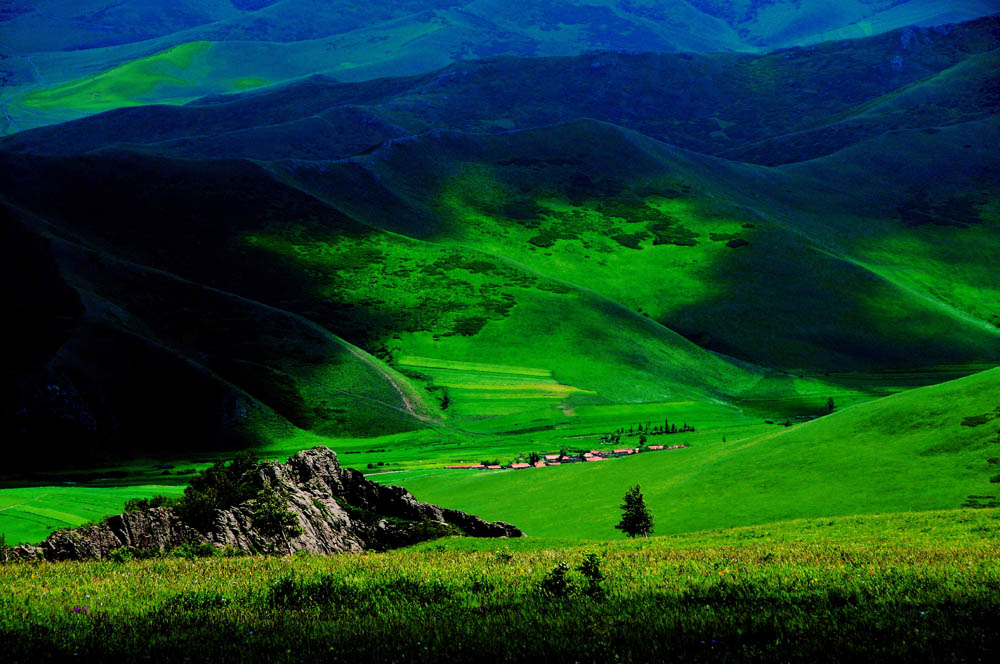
[14,447,522,561]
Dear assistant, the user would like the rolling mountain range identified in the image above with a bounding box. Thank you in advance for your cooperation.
[2,1,999,133]
[2,13,999,471]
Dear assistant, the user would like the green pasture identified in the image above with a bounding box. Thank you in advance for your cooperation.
[378,367,1000,538]
[241,224,764,415]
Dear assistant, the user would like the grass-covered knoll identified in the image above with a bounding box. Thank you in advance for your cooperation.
[1,508,997,662]
[0,157,432,471]
[725,48,1000,165]
[21,42,214,113]
[379,368,1000,538]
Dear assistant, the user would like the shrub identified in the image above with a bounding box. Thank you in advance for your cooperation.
[493,547,513,563]
[108,546,133,564]
[108,546,159,563]
[577,553,605,598]
[962,414,992,427]
[539,562,571,598]
[251,485,303,542]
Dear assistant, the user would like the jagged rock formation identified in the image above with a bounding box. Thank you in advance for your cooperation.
[13,447,522,561]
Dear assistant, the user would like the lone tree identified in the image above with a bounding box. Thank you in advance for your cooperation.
[615,484,654,538]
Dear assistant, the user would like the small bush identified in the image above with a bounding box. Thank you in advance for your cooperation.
[539,562,571,598]
[962,414,993,427]
[577,553,605,598]
[493,547,513,563]
[109,547,133,564]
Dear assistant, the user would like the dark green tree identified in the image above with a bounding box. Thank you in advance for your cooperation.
[826,397,835,414]
[615,484,654,538]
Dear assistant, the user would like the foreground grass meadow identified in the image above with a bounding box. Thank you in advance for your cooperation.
[2,509,998,662]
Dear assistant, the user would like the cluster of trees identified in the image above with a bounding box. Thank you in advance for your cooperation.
[599,419,695,445]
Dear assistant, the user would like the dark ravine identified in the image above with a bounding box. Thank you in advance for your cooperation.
[13,447,522,561]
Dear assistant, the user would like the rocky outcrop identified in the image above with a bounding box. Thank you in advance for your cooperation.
[13,447,522,561]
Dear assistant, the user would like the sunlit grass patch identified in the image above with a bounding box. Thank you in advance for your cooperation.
[23,42,214,113]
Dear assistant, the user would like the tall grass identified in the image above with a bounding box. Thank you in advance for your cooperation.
[2,509,997,662]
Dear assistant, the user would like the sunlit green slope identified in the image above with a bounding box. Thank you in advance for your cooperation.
[273,118,1000,373]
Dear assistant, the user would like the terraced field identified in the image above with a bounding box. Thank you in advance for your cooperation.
[397,355,594,418]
